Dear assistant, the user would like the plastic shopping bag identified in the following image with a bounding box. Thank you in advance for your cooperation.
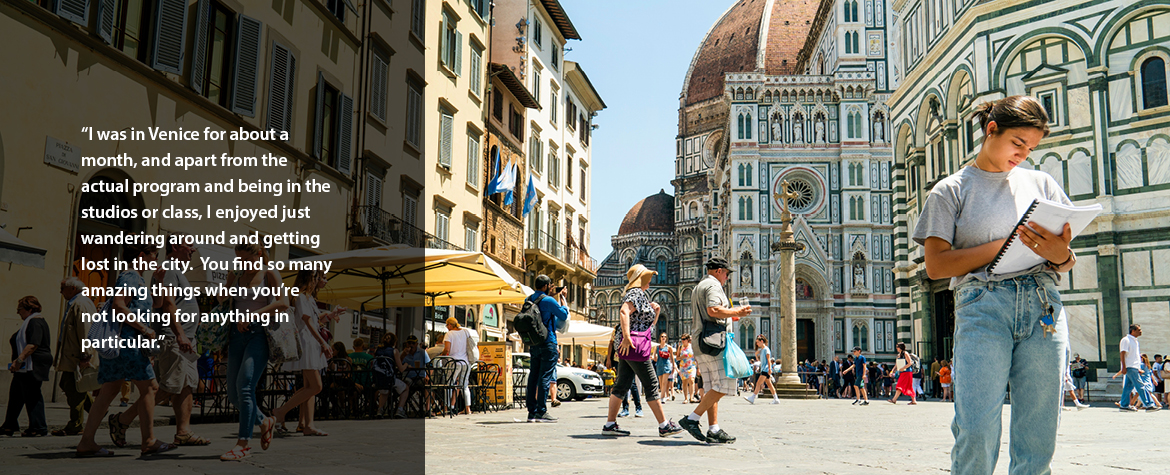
[723,331,754,379]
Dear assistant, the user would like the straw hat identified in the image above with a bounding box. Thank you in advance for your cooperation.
[624,264,658,292]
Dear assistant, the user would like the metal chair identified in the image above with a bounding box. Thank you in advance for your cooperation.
[512,370,527,409]
[429,357,470,417]
[471,363,501,413]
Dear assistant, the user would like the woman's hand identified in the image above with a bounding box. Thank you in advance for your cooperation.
[618,337,633,354]
[237,322,251,333]
[1017,222,1072,263]
[650,302,661,315]
[322,345,333,358]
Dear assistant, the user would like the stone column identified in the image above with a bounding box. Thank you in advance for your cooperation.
[772,180,805,385]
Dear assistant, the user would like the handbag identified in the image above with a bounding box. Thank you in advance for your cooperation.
[266,320,302,364]
[195,300,233,354]
[465,328,480,362]
[617,327,653,362]
[697,319,726,356]
[74,365,101,393]
[723,331,753,379]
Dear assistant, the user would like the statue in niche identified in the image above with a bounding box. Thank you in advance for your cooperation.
[771,113,784,143]
[793,117,804,144]
[815,117,826,144]
[853,262,866,287]
[874,117,885,142]
[740,267,753,288]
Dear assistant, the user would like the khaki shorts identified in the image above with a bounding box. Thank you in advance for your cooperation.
[153,339,197,394]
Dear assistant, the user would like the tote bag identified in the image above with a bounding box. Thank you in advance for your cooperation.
[723,331,753,379]
[266,320,302,364]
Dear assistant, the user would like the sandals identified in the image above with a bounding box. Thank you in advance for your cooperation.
[108,412,128,448]
[76,448,116,458]
[220,446,251,461]
[174,432,211,446]
[260,417,275,450]
[140,440,178,456]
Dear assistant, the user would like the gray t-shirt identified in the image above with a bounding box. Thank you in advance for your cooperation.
[691,274,730,336]
[912,165,1071,289]
[152,268,200,338]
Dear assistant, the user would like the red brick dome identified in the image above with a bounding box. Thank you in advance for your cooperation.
[618,190,675,235]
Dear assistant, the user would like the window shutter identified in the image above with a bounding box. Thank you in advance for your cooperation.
[366,173,382,208]
[150,0,188,74]
[440,112,453,167]
[189,0,209,94]
[231,14,262,117]
[313,72,325,159]
[96,0,114,43]
[266,42,296,133]
[55,0,89,26]
[371,54,387,121]
[337,92,354,176]
[454,30,463,76]
[439,16,447,67]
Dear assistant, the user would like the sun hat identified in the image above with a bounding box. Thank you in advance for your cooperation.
[624,264,658,292]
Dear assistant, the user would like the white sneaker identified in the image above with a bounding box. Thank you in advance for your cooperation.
[1075,401,1089,410]
[771,398,780,405]
[743,394,756,404]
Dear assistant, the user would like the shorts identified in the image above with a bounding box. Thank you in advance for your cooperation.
[941,383,951,388]
[377,379,408,395]
[1156,381,1164,393]
[695,353,736,395]
[154,339,198,394]
[854,378,865,388]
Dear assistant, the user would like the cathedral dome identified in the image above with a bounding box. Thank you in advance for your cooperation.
[681,0,821,106]
[618,190,675,235]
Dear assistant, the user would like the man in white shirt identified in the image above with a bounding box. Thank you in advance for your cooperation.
[1118,324,1158,412]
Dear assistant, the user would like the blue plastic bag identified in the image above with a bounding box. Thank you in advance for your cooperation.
[723,331,753,379]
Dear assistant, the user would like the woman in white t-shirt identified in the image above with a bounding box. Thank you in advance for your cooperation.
[441,317,472,415]
[273,271,343,436]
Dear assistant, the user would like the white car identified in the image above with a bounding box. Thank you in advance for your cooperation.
[513,353,605,401]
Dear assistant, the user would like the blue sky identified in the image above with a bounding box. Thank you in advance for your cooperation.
[559,1,734,261]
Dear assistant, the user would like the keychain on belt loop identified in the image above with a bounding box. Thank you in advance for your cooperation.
[1035,281,1055,338]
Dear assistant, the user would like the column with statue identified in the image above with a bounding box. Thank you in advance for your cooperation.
[771,180,804,386]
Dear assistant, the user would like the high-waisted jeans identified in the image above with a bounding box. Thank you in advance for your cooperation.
[227,325,269,440]
[950,274,1066,475]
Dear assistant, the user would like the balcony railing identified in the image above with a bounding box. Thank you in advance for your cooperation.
[567,244,599,274]
[528,230,564,261]
[354,206,463,251]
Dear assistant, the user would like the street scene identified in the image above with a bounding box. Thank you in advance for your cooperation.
[2,0,1170,473]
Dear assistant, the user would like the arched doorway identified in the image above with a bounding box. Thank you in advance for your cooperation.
[73,171,146,300]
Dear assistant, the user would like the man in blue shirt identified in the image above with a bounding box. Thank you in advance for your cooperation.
[841,347,869,405]
[525,274,569,423]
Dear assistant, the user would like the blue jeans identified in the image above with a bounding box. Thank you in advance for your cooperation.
[951,275,1066,475]
[227,325,269,440]
[1121,367,1154,408]
[526,341,558,416]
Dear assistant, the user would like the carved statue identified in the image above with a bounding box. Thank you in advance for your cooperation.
[874,118,885,142]
[815,119,825,144]
[853,263,865,287]
[771,115,784,143]
[740,268,753,288]
[793,119,804,144]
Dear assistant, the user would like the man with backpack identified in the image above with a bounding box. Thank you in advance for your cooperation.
[516,275,569,423]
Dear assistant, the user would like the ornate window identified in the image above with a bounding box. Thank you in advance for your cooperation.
[1141,56,1168,110]
[852,320,868,352]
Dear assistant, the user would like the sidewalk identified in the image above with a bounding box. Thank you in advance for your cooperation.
[0,402,424,474]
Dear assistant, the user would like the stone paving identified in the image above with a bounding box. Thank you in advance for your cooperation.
[0,401,423,475]
[424,394,1170,474]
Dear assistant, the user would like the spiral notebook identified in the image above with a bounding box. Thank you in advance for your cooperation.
[987,198,1103,275]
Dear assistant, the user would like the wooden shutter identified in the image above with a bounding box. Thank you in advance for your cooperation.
[439,111,453,167]
[370,54,388,121]
[151,0,188,74]
[96,0,114,43]
[231,14,262,117]
[454,30,463,76]
[312,72,325,159]
[439,15,447,67]
[366,173,382,207]
[189,0,209,94]
[55,0,89,26]
[336,92,354,176]
[266,42,293,132]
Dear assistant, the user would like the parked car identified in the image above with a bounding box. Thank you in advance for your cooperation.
[512,353,604,401]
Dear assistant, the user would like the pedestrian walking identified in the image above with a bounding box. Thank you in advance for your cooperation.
[915,96,1080,474]
[938,360,953,402]
[888,343,917,405]
[654,333,676,404]
[524,275,569,423]
[601,264,684,437]
[677,258,751,444]
[2,296,52,438]
[1070,353,1089,402]
[841,347,869,405]
[677,335,698,403]
[930,357,942,399]
[743,335,779,405]
[52,278,96,437]
[1062,350,1089,410]
[1115,325,1158,412]
[273,270,339,436]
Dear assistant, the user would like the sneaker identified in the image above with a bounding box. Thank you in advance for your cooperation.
[602,423,630,436]
[771,398,780,405]
[550,399,561,408]
[119,401,128,407]
[394,408,407,419]
[659,420,684,437]
[527,413,537,422]
[532,412,558,423]
[617,408,629,418]
[1074,401,1089,410]
[1145,406,1162,413]
[860,401,869,406]
[852,400,859,405]
[634,409,644,418]
[678,416,706,442]
[1120,406,1138,412]
[705,429,736,444]
[743,394,756,404]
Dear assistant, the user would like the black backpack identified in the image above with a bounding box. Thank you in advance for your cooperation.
[514,296,549,346]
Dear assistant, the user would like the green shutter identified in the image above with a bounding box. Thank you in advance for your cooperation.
[150,0,188,74]
[454,30,463,76]
[266,42,296,134]
[231,14,262,117]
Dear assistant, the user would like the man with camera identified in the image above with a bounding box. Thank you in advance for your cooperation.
[525,275,569,423]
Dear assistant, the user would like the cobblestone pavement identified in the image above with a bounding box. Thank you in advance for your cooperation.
[424,395,1170,474]
[0,401,423,475]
